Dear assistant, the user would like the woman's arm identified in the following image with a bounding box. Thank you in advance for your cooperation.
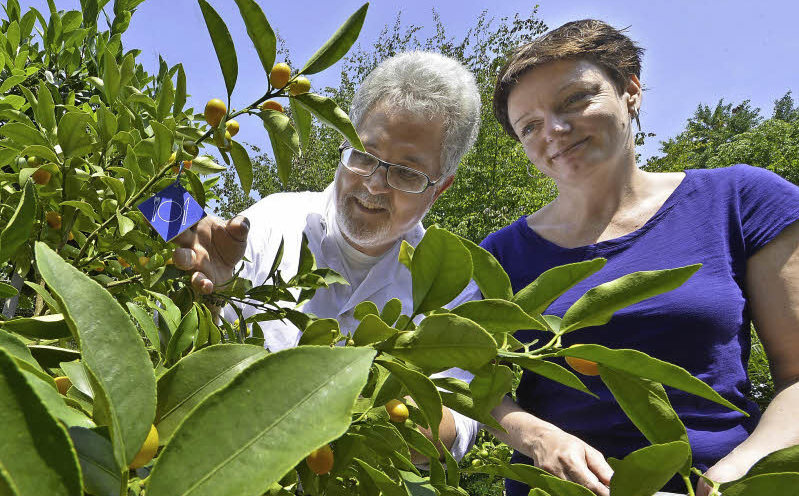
[488,396,613,496]
[698,220,799,495]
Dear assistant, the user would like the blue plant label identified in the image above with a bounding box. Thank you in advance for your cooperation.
[137,183,206,242]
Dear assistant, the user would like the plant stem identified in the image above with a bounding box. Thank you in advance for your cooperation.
[683,474,696,496]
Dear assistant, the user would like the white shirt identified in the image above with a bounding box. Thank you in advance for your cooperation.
[222,184,479,459]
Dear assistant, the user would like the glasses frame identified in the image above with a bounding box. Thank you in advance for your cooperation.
[338,143,441,194]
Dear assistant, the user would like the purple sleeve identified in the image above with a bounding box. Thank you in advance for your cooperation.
[732,164,799,257]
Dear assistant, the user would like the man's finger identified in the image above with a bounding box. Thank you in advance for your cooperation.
[226,216,250,242]
[173,248,196,270]
[564,460,609,496]
[191,271,214,294]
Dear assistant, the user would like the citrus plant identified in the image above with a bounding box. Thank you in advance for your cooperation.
[1,1,798,496]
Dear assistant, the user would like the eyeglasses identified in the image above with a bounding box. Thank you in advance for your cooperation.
[338,144,441,194]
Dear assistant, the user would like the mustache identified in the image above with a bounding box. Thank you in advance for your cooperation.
[349,190,391,210]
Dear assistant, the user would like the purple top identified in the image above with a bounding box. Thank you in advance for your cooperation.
[480,165,799,494]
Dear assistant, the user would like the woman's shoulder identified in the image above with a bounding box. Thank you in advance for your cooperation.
[480,216,530,251]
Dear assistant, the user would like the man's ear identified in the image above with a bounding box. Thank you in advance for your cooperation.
[432,175,455,202]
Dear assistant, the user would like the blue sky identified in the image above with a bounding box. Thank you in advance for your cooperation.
[17,1,799,167]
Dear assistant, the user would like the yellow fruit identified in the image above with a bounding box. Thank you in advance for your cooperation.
[118,257,130,268]
[306,444,334,475]
[168,152,177,164]
[32,168,51,185]
[270,62,292,89]
[565,356,600,376]
[289,76,311,96]
[46,211,62,230]
[94,261,105,272]
[225,130,232,141]
[129,425,159,469]
[54,376,72,395]
[259,100,284,112]
[225,120,240,137]
[138,256,150,268]
[204,98,227,127]
[385,399,409,423]
[67,231,74,241]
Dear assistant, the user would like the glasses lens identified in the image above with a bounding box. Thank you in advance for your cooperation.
[387,165,428,193]
[341,148,377,175]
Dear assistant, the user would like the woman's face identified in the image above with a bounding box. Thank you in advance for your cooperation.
[507,58,641,186]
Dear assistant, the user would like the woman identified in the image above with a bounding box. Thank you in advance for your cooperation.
[483,19,799,496]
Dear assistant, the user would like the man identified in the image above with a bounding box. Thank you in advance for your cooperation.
[173,51,481,459]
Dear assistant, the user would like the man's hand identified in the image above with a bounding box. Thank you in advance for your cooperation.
[172,215,250,294]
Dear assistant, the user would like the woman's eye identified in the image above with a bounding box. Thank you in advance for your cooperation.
[566,92,589,105]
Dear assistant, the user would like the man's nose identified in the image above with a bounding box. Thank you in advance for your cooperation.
[364,164,391,194]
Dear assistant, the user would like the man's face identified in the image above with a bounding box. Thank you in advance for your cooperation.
[334,105,451,256]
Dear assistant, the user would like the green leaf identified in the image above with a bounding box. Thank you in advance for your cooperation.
[451,299,545,334]
[377,313,496,373]
[560,264,701,334]
[259,110,300,155]
[607,441,691,496]
[0,122,50,148]
[292,92,364,151]
[558,344,746,414]
[468,364,514,417]
[498,353,596,398]
[512,259,606,316]
[165,306,199,364]
[147,346,376,496]
[352,314,398,346]
[353,458,408,496]
[197,0,238,99]
[155,344,267,443]
[127,303,162,354]
[290,97,312,153]
[150,120,173,166]
[0,179,36,266]
[268,127,293,186]
[0,314,72,340]
[35,242,157,468]
[720,445,799,491]
[721,473,799,496]
[399,240,414,270]
[472,462,594,496]
[60,361,93,399]
[232,0,276,77]
[412,226,472,314]
[102,48,120,102]
[0,281,18,298]
[300,3,368,75]
[35,81,56,134]
[27,345,80,369]
[174,64,187,116]
[156,76,174,120]
[190,155,226,175]
[0,329,48,378]
[380,298,403,326]
[22,370,95,428]
[354,301,379,320]
[458,237,512,300]
[298,318,339,346]
[230,140,253,195]
[60,200,100,222]
[57,112,94,157]
[67,427,122,496]
[0,349,83,496]
[599,365,691,474]
[377,359,442,440]
[21,144,59,164]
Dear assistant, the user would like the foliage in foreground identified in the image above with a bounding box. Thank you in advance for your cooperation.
[2,1,799,496]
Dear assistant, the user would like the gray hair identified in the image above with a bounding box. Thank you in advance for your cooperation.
[349,51,481,179]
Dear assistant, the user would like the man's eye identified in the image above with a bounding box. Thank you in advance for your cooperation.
[520,122,538,137]
[395,168,421,180]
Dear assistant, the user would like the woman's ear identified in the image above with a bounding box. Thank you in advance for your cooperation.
[626,74,642,115]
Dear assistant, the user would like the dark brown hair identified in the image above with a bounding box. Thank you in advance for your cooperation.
[493,19,644,140]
